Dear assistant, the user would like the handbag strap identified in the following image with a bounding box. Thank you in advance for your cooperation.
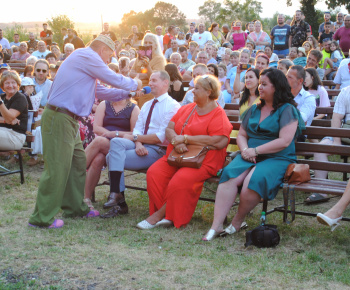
[180,105,197,135]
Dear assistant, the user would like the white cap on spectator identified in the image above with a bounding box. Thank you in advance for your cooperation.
[21,77,35,86]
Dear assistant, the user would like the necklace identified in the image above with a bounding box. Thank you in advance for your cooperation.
[110,101,132,117]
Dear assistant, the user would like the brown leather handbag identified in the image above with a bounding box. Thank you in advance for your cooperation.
[167,106,210,168]
[167,145,210,168]
[283,163,311,185]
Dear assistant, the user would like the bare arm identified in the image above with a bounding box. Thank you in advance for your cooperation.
[242,120,298,160]
[331,112,344,144]
[0,104,21,124]
[168,121,228,150]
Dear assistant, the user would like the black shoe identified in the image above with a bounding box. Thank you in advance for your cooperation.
[103,192,124,209]
[100,204,129,218]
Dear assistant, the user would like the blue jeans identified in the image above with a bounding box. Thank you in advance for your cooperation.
[274,49,289,57]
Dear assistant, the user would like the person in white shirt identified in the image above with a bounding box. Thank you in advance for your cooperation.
[9,33,20,47]
[155,26,164,52]
[306,85,350,204]
[31,41,50,59]
[182,64,225,108]
[0,29,10,50]
[103,70,180,213]
[191,23,213,49]
[286,65,316,126]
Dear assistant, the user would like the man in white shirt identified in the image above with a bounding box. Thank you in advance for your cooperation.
[191,23,212,49]
[155,26,164,52]
[32,41,50,59]
[0,29,10,50]
[286,65,316,126]
[33,60,53,107]
[103,71,180,215]
[306,85,350,204]
[182,64,225,108]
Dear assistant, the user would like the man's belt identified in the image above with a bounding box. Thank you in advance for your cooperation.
[46,104,82,121]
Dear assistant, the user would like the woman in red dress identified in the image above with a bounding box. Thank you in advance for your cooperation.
[136,75,232,229]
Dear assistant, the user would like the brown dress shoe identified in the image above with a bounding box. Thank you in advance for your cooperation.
[100,204,129,218]
[27,157,39,166]
[103,192,125,209]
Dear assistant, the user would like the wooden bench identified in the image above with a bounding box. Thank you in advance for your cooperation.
[0,111,38,184]
[229,122,350,222]
[322,80,336,89]
[8,63,26,74]
[94,105,350,223]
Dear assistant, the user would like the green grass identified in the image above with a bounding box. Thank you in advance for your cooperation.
[0,157,350,288]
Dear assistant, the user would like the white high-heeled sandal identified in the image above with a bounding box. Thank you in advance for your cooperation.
[316,213,343,231]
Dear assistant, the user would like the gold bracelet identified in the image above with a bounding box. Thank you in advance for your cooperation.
[184,135,188,145]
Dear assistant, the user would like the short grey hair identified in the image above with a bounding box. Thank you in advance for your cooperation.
[26,56,38,65]
[64,43,75,51]
[154,70,170,82]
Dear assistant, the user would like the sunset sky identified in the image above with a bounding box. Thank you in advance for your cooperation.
[2,0,347,24]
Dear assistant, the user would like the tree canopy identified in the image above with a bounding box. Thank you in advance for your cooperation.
[47,15,75,48]
[198,0,262,27]
[114,2,187,38]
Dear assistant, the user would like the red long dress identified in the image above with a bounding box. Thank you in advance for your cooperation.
[146,103,232,228]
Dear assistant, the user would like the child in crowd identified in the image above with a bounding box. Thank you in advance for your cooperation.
[302,41,312,56]
[218,63,227,91]
[249,57,255,66]
[287,47,298,62]
[319,22,334,49]
[323,40,343,78]
[188,41,199,61]
[246,42,256,58]
[277,59,294,75]
[293,47,307,66]
[226,51,240,71]
[176,32,187,46]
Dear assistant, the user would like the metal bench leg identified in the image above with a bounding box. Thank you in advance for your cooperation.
[18,151,24,184]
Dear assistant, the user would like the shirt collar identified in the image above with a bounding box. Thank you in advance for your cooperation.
[154,92,168,102]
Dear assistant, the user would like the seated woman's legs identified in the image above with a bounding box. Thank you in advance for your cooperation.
[210,168,251,232]
[84,152,106,200]
[323,179,350,219]
[230,167,261,231]
[145,158,177,225]
[85,136,110,168]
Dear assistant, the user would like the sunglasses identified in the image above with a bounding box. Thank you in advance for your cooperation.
[36,69,47,73]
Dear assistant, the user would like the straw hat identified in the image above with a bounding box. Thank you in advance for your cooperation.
[91,34,115,51]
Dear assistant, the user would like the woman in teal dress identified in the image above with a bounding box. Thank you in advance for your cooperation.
[203,68,305,241]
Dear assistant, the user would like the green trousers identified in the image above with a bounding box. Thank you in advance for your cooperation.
[29,108,89,226]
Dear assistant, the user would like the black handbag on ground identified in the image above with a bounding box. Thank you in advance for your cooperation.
[244,200,280,248]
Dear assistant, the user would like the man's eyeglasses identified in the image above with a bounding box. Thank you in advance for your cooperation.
[36,69,47,73]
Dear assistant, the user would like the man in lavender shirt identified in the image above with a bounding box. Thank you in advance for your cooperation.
[29,34,141,229]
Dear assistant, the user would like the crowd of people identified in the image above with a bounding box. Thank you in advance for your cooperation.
[1,11,350,237]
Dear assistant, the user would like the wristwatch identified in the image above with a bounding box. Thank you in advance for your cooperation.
[115,131,119,137]
[133,134,139,142]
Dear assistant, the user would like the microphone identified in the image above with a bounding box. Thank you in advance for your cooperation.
[128,86,151,97]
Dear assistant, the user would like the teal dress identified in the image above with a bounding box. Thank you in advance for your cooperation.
[220,103,305,200]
